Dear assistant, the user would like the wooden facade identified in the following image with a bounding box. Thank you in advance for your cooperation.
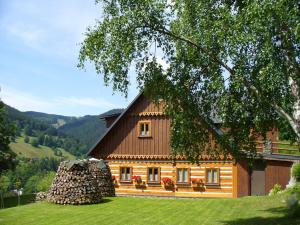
[89,93,295,198]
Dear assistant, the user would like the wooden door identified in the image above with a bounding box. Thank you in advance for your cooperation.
[251,161,266,196]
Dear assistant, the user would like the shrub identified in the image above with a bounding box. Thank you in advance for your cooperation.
[269,183,282,196]
[292,163,300,182]
[285,194,299,217]
[24,136,29,143]
[36,172,55,192]
[30,138,39,147]
[285,184,300,200]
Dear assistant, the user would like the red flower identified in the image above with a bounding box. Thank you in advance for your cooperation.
[112,175,116,181]
[132,175,142,183]
[191,178,203,184]
[161,177,173,185]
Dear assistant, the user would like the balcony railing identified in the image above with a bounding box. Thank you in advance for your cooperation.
[256,141,300,156]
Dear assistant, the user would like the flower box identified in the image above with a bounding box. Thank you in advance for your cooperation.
[161,177,174,189]
[132,175,143,185]
[191,178,204,188]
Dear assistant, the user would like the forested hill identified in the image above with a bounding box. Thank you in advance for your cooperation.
[5,103,124,157]
[57,109,123,151]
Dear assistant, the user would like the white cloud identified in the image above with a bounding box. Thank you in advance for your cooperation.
[0,85,117,116]
[6,23,45,50]
[1,0,101,61]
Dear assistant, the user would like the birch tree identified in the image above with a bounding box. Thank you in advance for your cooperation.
[79,0,300,158]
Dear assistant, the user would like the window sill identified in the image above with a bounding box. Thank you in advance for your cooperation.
[119,180,132,184]
[176,182,190,186]
[147,182,161,186]
[138,135,152,138]
[205,183,220,188]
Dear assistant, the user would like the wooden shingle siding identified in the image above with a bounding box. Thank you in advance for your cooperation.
[108,160,234,198]
[90,95,170,159]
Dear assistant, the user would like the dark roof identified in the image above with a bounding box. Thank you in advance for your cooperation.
[87,93,225,156]
[262,153,300,162]
[99,109,124,119]
[87,93,143,156]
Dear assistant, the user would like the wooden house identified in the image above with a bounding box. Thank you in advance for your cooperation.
[88,93,299,198]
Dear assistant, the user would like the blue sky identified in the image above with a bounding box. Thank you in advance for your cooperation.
[0,0,139,116]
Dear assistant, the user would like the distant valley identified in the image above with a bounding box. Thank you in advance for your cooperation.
[5,103,123,159]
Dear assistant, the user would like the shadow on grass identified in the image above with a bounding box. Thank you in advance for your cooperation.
[101,198,113,204]
[1,194,36,209]
[222,206,300,225]
[222,216,300,225]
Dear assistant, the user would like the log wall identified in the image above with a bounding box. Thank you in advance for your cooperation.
[108,160,234,198]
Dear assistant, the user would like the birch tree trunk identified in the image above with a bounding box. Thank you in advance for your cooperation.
[289,77,300,151]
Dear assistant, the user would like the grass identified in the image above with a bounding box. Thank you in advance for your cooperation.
[0,196,299,225]
[9,136,75,160]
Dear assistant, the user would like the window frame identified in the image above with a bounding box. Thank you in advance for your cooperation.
[147,167,161,184]
[119,167,132,183]
[176,168,190,184]
[137,120,152,138]
[205,168,220,185]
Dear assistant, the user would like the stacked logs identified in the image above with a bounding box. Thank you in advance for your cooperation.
[36,192,47,201]
[47,160,104,205]
[89,160,115,197]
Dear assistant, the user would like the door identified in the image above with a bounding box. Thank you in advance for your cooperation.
[251,160,266,196]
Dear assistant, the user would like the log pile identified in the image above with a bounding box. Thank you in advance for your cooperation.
[35,192,47,201]
[47,159,114,205]
[89,160,115,197]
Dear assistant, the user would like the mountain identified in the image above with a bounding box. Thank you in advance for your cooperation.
[4,103,124,157]
[24,111,76,128]
[57,108,123,151]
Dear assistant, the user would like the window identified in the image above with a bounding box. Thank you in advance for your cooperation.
[176,168,189,183]
[205,168,219,185]
[147,167,160,183]
[138,121,151,137]
[120,167,132,182]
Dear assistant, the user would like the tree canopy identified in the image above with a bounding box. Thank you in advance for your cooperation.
[79,0,300,159]
[0,100,16,173]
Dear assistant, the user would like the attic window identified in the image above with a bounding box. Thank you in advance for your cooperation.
[138,121,151,137]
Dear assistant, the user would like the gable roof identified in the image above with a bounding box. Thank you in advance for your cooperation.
[87,92,225,157]
[87,92,143,156]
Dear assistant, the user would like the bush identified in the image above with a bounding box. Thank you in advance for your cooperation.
[285,184,300,199]
[24,174,41,194]
[292,163,300,182]
[269,183,282,196]
[285,194,300,217]
[30,138,39,147]
[36,172,55,192]
[24,136,29,143]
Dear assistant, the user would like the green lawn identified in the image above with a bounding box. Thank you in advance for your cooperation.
[0,196,299,225]
[9,136,75,160]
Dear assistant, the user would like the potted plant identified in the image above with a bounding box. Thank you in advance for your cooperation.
[132,175,143,185]
[161,177,174,189]
[191,178,204,188]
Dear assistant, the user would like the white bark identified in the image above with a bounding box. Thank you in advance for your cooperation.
[289,77,300,148]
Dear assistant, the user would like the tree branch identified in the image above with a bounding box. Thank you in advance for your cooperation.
[143,21,300,139]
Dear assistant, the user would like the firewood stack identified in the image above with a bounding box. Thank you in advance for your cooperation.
[47,159,114,205]
[88,160,115,197]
